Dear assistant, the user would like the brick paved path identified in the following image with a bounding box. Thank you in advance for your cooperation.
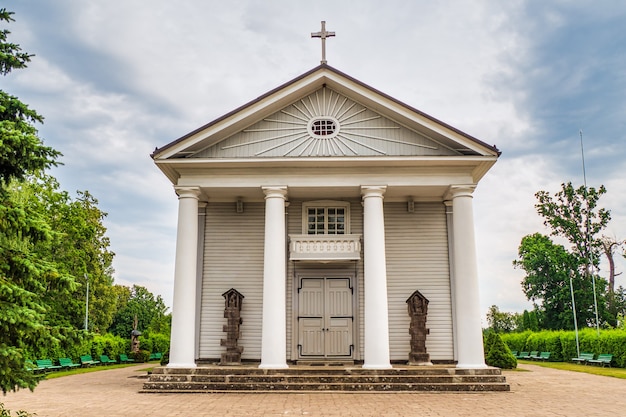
[2,363,625,417]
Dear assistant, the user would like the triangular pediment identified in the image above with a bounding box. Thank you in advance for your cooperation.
[192,87,459,158]
[153,65,499,161]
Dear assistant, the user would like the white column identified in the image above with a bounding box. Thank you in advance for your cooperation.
[259,186,289,369]
[361,186,392,369]
[448,186,487,369]
[168,186,200,368]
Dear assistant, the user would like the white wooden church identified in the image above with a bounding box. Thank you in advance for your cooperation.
[152,61,499,370]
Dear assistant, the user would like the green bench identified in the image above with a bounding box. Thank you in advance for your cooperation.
[517,351,529,359]
[99,355,117,364]
[537,351,551,361]
[80,355,101,367]
[58,357,81,369]
[119,354,135,363]
[26,360,47,373]
[588,354,613,367]
[571,352,595,364]
[36,359,62,372]
[149,352,162,361]
[528,351,540,360]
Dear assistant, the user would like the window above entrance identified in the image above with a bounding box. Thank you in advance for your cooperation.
[290,201,360,262]
[303,201,350,235]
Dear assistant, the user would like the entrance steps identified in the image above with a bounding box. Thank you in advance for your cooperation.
[142,364,510,393]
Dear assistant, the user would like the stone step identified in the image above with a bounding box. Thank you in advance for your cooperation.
[149,374,506,384]
[150,366,503,376]
[143,365,509,393]
[142,381,511,393]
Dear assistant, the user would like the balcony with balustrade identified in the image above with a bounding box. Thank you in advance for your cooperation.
[288,234,362,262]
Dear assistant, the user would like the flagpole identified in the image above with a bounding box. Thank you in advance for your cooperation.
[580,130,600,335]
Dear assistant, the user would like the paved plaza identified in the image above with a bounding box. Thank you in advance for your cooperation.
[2,363,625,417]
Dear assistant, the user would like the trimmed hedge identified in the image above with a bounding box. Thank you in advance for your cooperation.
[139,332,170,355]
[501,329,626,367]
[26,332,133,363]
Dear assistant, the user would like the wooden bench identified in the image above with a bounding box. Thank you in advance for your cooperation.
[119,354,135,363]
[517,351,529,359]
[537,351,551,361]
[571,352,595,364]
[149,352,163,361]
[80,355,101,367]
[99,355,117,364]
[35,359,62,372]
[58,357,81,369]
[588,354,613,367]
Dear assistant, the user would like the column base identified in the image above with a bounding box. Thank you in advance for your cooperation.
[456,363,488,369]
[166,362,197,369]
[259,363,289,369]
[362,364,393,370]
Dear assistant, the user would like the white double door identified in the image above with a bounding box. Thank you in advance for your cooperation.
[298,276,354,358]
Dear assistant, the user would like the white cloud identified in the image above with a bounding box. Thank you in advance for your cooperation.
[5,0,626,316]
[475,154,562,313]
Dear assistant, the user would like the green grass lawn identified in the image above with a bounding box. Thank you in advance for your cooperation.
[44,363,147,379]
[516,360,626,379]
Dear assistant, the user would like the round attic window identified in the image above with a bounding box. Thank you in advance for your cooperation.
[307,117,339,139]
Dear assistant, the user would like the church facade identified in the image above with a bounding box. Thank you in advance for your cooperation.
[152,65,499,370]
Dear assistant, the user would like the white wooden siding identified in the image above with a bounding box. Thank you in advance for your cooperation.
[384,202,454,361]
[198,202,265,360]
[199,199,452,362]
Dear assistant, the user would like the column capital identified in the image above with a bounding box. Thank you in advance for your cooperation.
[175,186,201,199]
[361,185,387,199]
[262,186,288,200]
[444,185,476,201]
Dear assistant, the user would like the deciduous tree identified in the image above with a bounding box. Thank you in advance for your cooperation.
[485,305,519,333]
[532,182,614,327]
[110,285,168,339]
[535,182,610,270]
[513,233,605,330]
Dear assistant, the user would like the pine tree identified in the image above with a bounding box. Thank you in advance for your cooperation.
[0,9,66,393]
[485,332,517,369]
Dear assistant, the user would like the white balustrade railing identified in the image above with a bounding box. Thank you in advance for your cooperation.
[289,234,362,261]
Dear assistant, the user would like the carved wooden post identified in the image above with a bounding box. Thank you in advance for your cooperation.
[220,288,244,365]
[406,290,432,365]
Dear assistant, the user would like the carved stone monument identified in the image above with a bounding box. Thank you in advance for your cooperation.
[406,290,432,365]
[131,314,141,353]
[220,288,244,365]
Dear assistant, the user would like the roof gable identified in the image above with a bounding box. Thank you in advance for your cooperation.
[192,86,460,158]
[152,65,499,160]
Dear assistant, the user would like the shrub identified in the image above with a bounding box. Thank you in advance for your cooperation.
[91,333,127,358]
[1,402,35,417]
[485,332,517,369]
[141,332,170,355]
[130,349,150,363]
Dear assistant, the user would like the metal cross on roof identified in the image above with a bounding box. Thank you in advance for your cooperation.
[311,21,335,65]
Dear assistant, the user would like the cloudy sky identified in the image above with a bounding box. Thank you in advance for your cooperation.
[5,1,625,320]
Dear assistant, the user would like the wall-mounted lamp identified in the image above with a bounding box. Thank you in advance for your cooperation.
[236,199,244,213]
[407,199,415,213]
